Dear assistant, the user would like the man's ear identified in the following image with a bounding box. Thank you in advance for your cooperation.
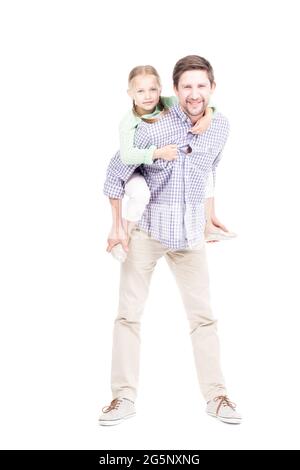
[210,81,216,94]
[173,85,179,97]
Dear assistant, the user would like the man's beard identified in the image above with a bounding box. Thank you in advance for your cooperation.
[185,99,206,117]
[187,101,206,116]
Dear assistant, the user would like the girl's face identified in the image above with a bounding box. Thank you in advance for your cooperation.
[128,74,161,115]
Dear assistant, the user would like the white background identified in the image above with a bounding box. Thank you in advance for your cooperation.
[1,0,300,450]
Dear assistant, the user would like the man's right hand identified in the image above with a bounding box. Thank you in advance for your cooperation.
[153,144,178,161]
[106,223,129,253]
[106,238,129,253]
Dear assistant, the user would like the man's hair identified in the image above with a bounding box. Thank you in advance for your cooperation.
[173,55,215,88]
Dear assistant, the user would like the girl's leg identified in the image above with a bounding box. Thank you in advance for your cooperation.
[124,173,150,225]
[111,173,150,262]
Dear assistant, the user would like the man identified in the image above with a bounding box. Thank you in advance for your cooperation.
[99,55,241,425]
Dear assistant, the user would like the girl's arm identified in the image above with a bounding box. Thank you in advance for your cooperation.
[160,96,215,135]
[191,106,215,134]
[119,110,177,164]
[119,111,156,165]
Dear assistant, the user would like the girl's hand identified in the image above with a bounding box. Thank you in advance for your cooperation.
[153,145,178,161]
[190,107,213,135]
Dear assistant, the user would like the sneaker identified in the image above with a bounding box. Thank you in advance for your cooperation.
[206,395,242,424]
[205,227,237,242]
[111,244,127,263]
[99,398,136,426]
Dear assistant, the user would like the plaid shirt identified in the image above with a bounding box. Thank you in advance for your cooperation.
[104,104,230,250]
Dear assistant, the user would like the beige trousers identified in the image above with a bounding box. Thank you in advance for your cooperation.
[111,228,227,403]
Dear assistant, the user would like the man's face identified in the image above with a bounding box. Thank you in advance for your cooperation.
[174,70,215,123]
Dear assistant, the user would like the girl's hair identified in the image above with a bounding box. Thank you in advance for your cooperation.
[128,65,167,121]
[128,65,161,88]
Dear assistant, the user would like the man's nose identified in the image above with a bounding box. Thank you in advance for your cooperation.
[190,88,200,100]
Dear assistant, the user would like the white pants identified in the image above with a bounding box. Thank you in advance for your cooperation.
[111,228,227,402]
[124,173,151,222]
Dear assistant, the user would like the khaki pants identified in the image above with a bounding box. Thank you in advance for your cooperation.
[111,228,227,403]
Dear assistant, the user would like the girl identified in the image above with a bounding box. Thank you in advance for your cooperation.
[108,65,236,261]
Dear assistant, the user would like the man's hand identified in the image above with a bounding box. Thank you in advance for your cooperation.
[205,216,229,243]
[107,198,129,252]
[106,223,129,253]
[210,215,228,233]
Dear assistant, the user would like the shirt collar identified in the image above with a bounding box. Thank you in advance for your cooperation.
[173,104,193,125]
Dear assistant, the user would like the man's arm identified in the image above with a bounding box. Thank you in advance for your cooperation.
[106,197,129,253]
[204,171,214,199]
[103,151,140,251]
[208,116,230,233]
[205,197,228,233]
[211,115,230,186]
[211,150,223,188]
[103,151,138,199]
